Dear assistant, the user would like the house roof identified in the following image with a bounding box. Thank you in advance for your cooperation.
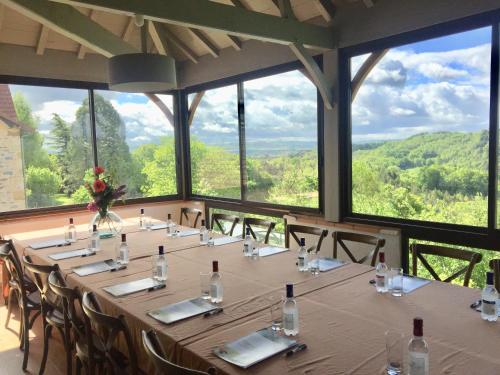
[0,84,33,134]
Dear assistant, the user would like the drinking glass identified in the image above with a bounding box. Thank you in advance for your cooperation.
[390,268,404,297]
[200,272,211,299]
[309,252,320,275]
[144,216,153,231]
[385,330,404,374]
[269,295,283,333]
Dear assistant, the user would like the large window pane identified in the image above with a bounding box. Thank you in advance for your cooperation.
[244,70,319,208]
[351,27,492,226]
[0,84,92,211]
[189,85,241,199]
[94,91,177,199]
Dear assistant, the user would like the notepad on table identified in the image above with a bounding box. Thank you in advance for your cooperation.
[103,277,164,297]
[213,328,297,368]
[148,297,218,324]
[72,259,119,277]
[212,236,243,246]
[167,229,200,237]
[311,257,345,272]
[49,248,94,260]
[29,239,70,250]
[258,246,289,257]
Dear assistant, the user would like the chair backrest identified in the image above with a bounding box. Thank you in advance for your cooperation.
[242,218,276,244]
[23,255,61,308]
[285,224,328,253]
[142,330,214,375]
[411,243,482,287]
[82,291,138,375]
[333,231,385,267]
[48,271,84,340]
[0,240,28,304]
[490,259,500,291]
[210,214,239,236]
[180,208,203,228]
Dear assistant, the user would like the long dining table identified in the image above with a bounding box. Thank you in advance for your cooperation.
[10,218,500,374]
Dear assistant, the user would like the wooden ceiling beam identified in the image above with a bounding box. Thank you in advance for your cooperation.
[188,91,205,126]
[314,0,336,22]
[351,49,388,101]
[148,20,170,55]
[226,34,242,51]
[49,0,336,50]
[189,28,219,58]
[121,16,135,41]
[161,25,198,64]
[146,93,174,125]
[1,0,137,57]
[35,25,49,55]
[0,5,5,31]
[77,9,94,59]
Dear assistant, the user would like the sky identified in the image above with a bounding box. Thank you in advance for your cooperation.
[6,25,493,153]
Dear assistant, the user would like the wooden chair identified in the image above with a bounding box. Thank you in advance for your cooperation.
[285,224,328,253]
[333,231,385,267]
[0,241,41,371]
[142,330,216,375]
[82,291,139,375]
[180,207,203,228]
[23,255,71,375]
[410,243,482,287]
[210,213,239,236]
[243,217,276,245]
[490,259,500,291]
[48,271,89,375]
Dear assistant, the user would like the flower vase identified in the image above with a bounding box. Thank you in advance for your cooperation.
[90,210,123,238]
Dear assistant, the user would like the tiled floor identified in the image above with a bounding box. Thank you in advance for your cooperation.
[0,299,65,375]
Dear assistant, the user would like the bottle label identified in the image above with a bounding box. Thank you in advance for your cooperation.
[376,274,385,287]
[211,284,221,299]
[200,233,204,241]
[91,239,98,249]
[482,299,496,316]
[298,257,305,268]
[283,312,295,330]
[408,352,428,375]
[244,243,249,253]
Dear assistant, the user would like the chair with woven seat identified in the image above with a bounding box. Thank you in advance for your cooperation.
[48,271,89,375]
[333,231,385,267]
[242,218,276,244]
[490,259,500,291]
[210,213,239,236]
[82,291,138,375]
[410,243,482,287]
[23,255,71,375]
[180,207,203,228]
[285,224,328,254]
[142,330,216,375]
[0,241,41,371]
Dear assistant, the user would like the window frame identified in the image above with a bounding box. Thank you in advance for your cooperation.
[0,76,182,219]
[338,11,500,261]
[183,59,325,215]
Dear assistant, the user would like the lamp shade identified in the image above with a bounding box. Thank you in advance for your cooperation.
[108,53,177,93]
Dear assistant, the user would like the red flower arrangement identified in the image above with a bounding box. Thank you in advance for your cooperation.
[85,166,126,217]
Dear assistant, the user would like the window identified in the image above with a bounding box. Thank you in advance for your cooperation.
[0,84,92,211]
[350,27,492,227]
[244,70,319,208]
[188,68,321,210]
[94,91,177,198]
[189,85,241,199]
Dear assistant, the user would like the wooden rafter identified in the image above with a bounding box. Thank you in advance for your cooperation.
[277,0,294,19]
[121,16,135,41]
[1,0,137,57]
[351,49,388,101]
[77,9,94,59]
[35,25,49,55]
[226,35,242,51]
[0,5,5,31]
[148,20,170,55]
[189,28,219,58]
[188,91,205,126]
[161,25,198,64]
[146,93,174,125]
[314,0,336,22]
[50,0,336,50]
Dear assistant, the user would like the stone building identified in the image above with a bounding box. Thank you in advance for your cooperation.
[0,84,30,211]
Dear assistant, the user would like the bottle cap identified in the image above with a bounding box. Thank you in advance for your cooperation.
[92,224,97,232]
[379,251,385,263]
[212,260,219,272]
[140,208,144,214]
[121,233,126,242]
[286,283,294,298]
[201,219,205,227]
[300,238,305,247]
[413,317,423,337]
[167,213,171,220]
[486,271,494,285]
[69,218,74,224]
[158,245,164,255]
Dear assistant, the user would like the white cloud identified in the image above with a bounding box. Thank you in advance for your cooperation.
[202,122,236,133]
[417,62,468,80]
[389,107,416,116]
[34,100,81,123]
